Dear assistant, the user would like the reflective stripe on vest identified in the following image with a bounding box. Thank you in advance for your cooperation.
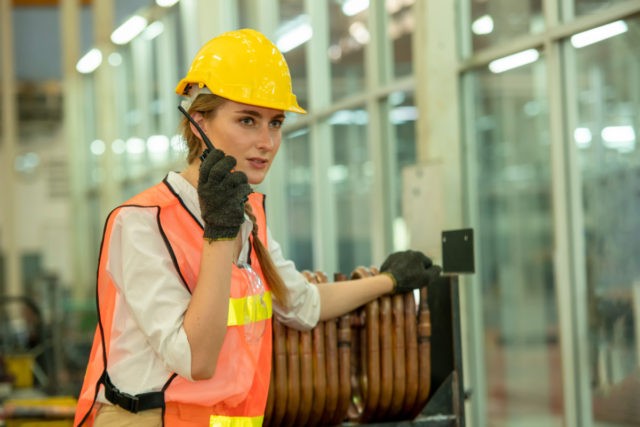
[228,292,272,326]
[210,414,264,427]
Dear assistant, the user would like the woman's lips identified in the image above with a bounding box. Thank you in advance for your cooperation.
[248,158,268,169]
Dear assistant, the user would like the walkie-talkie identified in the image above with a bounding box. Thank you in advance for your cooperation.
[178,105,216,161]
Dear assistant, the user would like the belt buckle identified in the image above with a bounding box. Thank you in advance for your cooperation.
[120,392,140,413]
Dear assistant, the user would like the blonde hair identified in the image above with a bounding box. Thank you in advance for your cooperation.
[180,94,290,307]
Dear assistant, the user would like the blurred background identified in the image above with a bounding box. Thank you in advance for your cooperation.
[1,0,639,426]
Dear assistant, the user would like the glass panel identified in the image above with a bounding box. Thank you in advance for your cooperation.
[277,0,309,113]
[569,17,640,426]
[328,0,366,101]
[388,0,415,77]
[466,59,564,425]
[237,0,254,28]
[468,0,544,54]
[389,90,417,249]
[82,76,100,186]
[284,128,313,271]
[121,44,148,179]
[329,109,372,273]
[572,0,630,17]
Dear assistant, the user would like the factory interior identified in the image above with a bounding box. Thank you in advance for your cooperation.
[1,0,639,426]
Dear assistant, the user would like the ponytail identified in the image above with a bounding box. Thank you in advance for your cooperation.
[244,203,290,308]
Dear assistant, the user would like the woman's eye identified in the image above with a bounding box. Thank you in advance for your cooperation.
[270,120,284,129]
[240,117,255,126]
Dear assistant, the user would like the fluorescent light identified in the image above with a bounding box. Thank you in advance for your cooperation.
[328,165,349,182]
[570,20,628,48]
[76,48,103,74]
[111,15,148,45]
[276,15,312,53]
[602,125,635,152]
[143,21,164,40]
[126,137,146,154]
[574,127,592,148]
[489,49,539,73]
[156,0,179,7]
[108,52,122,66]
[90,139,106,156]
[390,106,417,124]
[472,14,494,35]
[342,0,369,16]
[349,21,370,44]
[170,135,185,153]
[147,135,170,154]
[112,139,126,154]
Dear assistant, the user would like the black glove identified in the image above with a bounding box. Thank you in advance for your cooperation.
[197,148,253,241]
[380,250,441,293]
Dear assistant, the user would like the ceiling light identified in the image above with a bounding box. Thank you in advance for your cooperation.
[276,15,312,53]
[111,15,148,45]
[76,48,103,74]
[574,127,592,148]
[489,49,539,73]
[342,0,369,16]
[570,20,628,48]
[349,21,370,44]
[472,15,494,35]
[602,125,635,152]
[143,21,164,40]
[156,0,179,7]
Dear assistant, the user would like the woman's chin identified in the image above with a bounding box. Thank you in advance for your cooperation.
[247,172,266,186]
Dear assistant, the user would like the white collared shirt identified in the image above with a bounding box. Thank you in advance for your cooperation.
[100,171,320,398]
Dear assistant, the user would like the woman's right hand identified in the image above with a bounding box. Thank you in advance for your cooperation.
[197,149,253,241]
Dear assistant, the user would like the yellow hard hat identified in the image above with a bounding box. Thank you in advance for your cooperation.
[175,28,306,114]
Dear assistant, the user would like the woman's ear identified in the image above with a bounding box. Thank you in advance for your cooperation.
[188,111,205,140]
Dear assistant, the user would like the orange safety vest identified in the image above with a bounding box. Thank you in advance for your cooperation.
[74,179,273,427]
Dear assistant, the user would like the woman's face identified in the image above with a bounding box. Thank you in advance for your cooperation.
[196,100,285,185]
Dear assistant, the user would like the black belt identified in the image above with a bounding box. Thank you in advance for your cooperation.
[102,372,165,413]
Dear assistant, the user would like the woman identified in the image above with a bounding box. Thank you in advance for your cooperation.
[74,28,440,427]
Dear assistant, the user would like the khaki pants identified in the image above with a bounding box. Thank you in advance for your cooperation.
[94,404,162,427]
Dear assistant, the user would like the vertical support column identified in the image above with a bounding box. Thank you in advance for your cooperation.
[544,0,588,425]
[195,0,237,45]
[415,1,476,425]
[253,0,290,254]
[179,0,238,77]
[61,0,91,299]
[306,0,338,274]
[0,0,21,297]
[414,0,462,228]
[366,0,394,263]
[94,0,119,218]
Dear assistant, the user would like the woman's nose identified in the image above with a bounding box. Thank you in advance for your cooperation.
[256,127,275,150]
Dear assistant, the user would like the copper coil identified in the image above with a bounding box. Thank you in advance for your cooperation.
[292,328,314,426]
[314,270,340,426]
[303,270,327,427]
[265,265,432,425]
[387,293,407,420]
[281,326,301,426]
[376,294,394,420]
[409,286,431,418]
[271,316,289,426]
[330,272,352,426]
[401,291,419,418]
[348,266,381,423]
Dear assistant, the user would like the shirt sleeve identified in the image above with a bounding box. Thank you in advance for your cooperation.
[267,228,321,330]
[106,206,194,381]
